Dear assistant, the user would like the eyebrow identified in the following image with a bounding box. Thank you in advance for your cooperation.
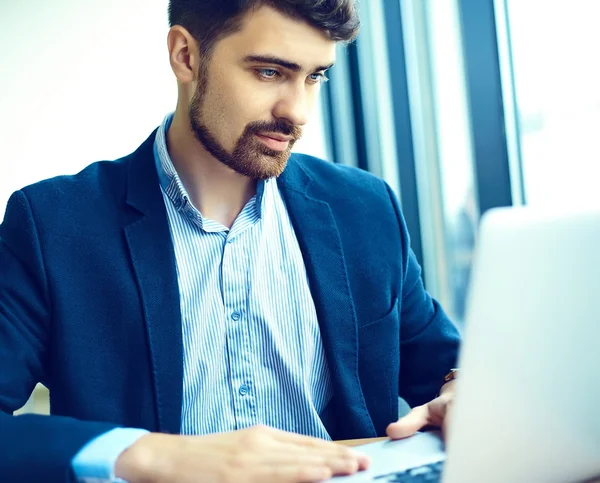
[243,55,334,73]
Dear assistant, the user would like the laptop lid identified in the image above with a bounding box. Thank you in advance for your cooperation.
[444,207,600,483]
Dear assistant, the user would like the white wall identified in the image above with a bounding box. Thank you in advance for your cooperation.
[0,0,328,219]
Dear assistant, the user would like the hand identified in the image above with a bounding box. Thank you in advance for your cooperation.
[386,380,456,440]
[115,424,371,483]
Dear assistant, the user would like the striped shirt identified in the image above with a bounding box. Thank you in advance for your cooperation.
[72,115,336,482]
[155,113,333,437]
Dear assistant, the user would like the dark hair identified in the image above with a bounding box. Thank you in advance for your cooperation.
[168,0,360,58]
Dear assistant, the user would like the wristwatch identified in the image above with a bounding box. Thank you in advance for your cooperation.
[444,368,459,384]
[437,368,459,397]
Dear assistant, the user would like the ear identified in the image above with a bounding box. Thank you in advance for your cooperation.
[167,26,200,84]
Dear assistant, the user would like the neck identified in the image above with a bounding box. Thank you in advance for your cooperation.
[166,108,257,228]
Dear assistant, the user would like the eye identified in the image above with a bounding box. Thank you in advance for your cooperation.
[308,72,329,85]
[256,68,280,80]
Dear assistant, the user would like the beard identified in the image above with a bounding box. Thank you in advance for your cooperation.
[188,70,302,180]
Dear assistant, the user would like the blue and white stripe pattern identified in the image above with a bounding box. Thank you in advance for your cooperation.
[154,114,333,439]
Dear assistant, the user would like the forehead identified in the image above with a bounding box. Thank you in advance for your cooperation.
[215,5,337,68]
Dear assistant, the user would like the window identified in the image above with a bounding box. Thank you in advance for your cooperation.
[292,98,331,161]
[399,0,478,323]
[505,0,600,209]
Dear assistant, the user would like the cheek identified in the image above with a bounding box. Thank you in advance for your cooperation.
[224,95,274,145]
[201,88,246,148]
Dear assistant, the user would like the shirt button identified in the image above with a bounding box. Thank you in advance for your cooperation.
[231,311,241,321]
[239,384,249,396]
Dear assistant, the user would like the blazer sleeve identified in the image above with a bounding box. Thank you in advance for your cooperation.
[0,190,118,483]
[384,183,462,408]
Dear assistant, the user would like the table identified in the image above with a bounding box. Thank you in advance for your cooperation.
[338,437,386,447]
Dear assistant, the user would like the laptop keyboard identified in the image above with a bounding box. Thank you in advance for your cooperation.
[373,460,444,482]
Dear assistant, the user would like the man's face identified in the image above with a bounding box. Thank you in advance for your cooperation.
[188,6,337,180]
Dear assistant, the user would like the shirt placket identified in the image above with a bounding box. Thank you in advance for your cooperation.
[221,229,257,429]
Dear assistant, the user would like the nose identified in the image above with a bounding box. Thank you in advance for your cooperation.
[272,82,311,127]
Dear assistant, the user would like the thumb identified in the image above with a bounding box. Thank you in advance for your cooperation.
[386,405,430,440]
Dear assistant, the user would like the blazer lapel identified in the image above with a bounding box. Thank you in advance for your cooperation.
[123,131,183,434]
[279,156,376,439]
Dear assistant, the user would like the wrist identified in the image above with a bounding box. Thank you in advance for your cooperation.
[438,368,458,397]
[114,433,171,483]
[439,379,456,397]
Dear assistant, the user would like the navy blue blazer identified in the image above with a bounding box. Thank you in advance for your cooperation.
[0,131,460,482]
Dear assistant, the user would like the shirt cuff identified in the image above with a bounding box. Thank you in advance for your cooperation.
[71,427,150,483]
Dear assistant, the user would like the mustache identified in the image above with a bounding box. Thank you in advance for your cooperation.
[244,119,303,141]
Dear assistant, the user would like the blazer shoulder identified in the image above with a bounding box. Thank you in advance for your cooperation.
[286,153,406,239]
[15,130,157,216]
[19,155,131,210]
[290,153,389,196]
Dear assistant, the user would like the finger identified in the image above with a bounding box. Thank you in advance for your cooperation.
[291,441,369,471]
[272,430,358,455]
[271,430,370,470]
[261,450,361,476]
[272,429,347,451]
[386,405,431,440]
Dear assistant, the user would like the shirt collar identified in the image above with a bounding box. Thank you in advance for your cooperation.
[153,112,267,221]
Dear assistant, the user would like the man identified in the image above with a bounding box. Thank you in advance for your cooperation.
[0,1,460,482]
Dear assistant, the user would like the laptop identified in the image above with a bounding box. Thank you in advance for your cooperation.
[332,206,600,483]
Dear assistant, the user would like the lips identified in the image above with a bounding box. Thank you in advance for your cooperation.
[255,133,292,152]
[260,132,294,141]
